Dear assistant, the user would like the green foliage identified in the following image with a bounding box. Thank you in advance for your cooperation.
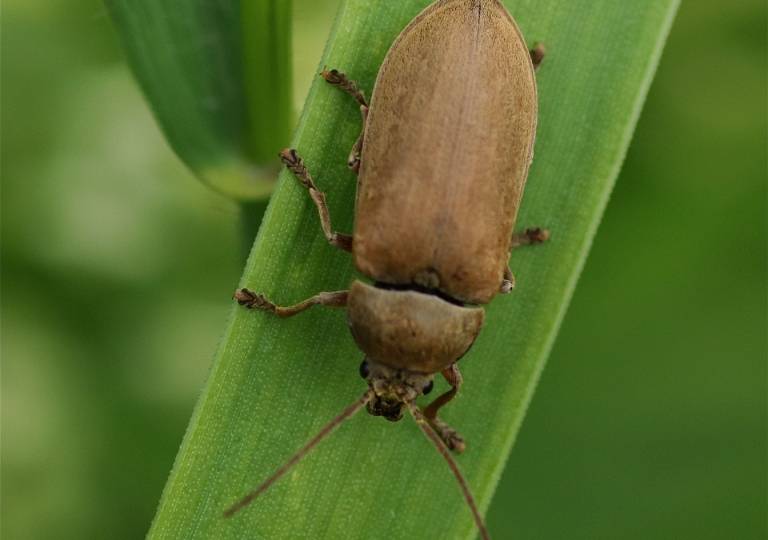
[241,1,294,165]
[147,1,680,538]
[488,0,768,536]
[104,0,292,199]
[4,0,766,539]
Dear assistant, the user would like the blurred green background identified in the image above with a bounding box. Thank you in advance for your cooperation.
[2,0,765,539]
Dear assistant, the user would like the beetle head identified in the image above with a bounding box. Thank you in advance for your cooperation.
[358,358,434,422]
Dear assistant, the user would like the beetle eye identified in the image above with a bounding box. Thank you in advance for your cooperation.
[422,380,434,395]
[359,360,370,379]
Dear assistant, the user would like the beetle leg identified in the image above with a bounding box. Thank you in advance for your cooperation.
[529,44,546,72]
[500,264,516,294]
[510,226,550,249]
[422,364,466,453]
[280,148,354,253]
[322,69,369,175]
[322,69,368,108]
[346,106,368,174]
[234,288,348,319]
[500,227,549,293]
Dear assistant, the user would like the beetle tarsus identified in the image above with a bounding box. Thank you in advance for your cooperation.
[234,288,277,313]
[428,417,467,453]
[322,69,368,107]
[510,226,550,249]
[500,264,516,294]
[322,69,370,175]
[530,43,546,72]
[279,149,313,189]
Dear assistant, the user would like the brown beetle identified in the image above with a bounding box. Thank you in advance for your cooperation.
[227,1,547,537]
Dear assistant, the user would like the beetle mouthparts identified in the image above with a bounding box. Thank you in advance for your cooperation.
[366,395,404,422]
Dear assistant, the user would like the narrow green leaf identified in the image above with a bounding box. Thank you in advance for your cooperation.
[241,0,294,165]
[105,0,292,200]
[148,0,679,538]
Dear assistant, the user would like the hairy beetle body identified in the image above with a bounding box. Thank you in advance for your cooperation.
[229,2,547,537]
[354,0,538,305]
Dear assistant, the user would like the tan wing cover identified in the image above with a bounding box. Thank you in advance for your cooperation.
[353,0,537,305]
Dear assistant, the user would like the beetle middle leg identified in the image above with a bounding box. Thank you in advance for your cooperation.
[322,69,369,174]
[280,148,353,253]
[422,364,466,453]
[234,288,348,318]
[500,227,550,293]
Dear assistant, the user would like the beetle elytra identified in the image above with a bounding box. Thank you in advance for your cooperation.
[226,1,548,538]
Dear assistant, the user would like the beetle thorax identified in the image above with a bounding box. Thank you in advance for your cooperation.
[346,280,485,375]
[361,359,433,422]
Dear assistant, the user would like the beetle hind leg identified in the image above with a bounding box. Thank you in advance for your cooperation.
[422,364,466,453]
[322,69,369,174]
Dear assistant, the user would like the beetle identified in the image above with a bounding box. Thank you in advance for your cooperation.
[226,1,547,537]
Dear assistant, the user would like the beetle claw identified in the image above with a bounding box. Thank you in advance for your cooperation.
[233,288,277,313]
[428,417,466,453]
[524,226,550,243]
[500,279,514,294]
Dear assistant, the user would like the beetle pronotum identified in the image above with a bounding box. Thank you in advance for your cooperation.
[226,1,547,538]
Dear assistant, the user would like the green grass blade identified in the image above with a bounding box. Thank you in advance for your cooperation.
[104,0,291,200]
[147,0,679,538]
[241,0,294,165]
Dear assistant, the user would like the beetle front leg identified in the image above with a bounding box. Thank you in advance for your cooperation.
[234,288,348,318]
[280,149,353,253]
[422,364,466,453]
[322,69,369,174]
[500,227,550,293]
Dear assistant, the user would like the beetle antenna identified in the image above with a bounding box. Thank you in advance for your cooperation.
[225,388,375,517]
[406,401,490,540]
